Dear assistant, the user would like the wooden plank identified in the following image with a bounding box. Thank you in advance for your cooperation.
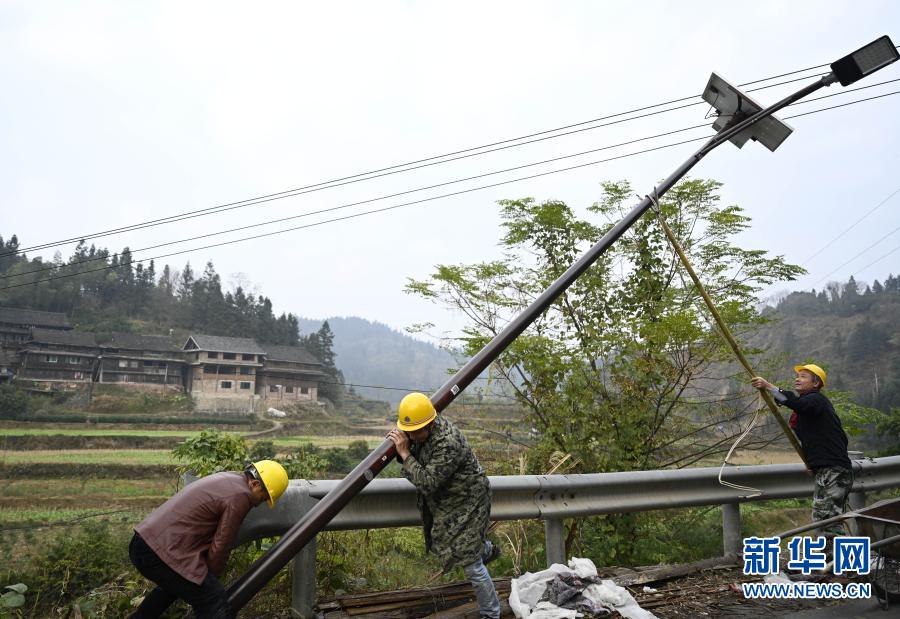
[612,556,739,587]
[325,578,511,608]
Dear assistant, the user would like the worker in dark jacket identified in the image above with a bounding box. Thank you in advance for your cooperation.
[129,460,289,618]
[388,393,501,619]
[752,364,852,534]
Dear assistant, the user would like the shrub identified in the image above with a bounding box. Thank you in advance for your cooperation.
[346,440,371,461]
[7,522,131,613]
[172,429,249,477]
[281,444,328,479]
[249,440,277,461]
[323,448,353,474]
[0,386,27,420]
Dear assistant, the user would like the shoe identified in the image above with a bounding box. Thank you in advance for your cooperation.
[484,542,501,565]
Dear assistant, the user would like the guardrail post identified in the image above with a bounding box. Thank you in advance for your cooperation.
[291,536,317,618]
[544,518,565,566]
[847,451,866,535]
[721,503,742,555]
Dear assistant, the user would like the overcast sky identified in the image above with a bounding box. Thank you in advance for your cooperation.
[3,2,899,342]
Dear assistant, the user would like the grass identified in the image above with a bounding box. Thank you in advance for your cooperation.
[272,435,380,450]
[0,428,197,437]
[2,477,176,499]
[0,449,176,465]
[725,449,805,466]
[0,428,380,449]
[0,507,140,525]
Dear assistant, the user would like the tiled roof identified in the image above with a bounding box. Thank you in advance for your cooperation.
[29,328,97,348]
[102,333,181,353]
[0,307,70,329]
[184,334,266,355]
[264,345,322,365]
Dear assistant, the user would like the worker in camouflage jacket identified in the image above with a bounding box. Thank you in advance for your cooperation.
[388,392,501,619]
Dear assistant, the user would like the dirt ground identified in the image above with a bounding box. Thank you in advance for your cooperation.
[316,561,884,618]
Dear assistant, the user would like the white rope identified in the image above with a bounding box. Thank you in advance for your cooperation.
[646,190,764,499]
[717,393,765,498]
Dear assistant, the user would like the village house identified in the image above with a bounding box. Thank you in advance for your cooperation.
[97,333,186,391]
[0,306,71,346]
[0,347,13,383]
[0,309,327,409]
[182,334,265,397]
[257,344,324,402]
[17,328,99,388]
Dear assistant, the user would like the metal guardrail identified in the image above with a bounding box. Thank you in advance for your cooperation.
[235,455,900,616]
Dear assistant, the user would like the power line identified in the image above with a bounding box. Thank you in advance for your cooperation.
[801,186,900,266]
[852,244,900,279]
[1,64,835,259]
[4,123,717,281]
[812,220,900,287]
[6,78,897,284]
[318,378,520,400]
[0,135,715,291]
[2,89,897,293]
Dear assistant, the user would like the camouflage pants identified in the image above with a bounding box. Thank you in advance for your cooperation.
[812,467,853,535]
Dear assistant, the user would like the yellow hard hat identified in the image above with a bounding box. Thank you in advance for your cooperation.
[794,363,826,388]
[249,460,288,507]
[397,392,437,431]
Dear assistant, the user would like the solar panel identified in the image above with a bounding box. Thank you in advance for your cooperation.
[702,72,794,152]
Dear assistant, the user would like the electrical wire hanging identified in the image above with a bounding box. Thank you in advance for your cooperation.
[0,64,841,259]
[1,87,897,293]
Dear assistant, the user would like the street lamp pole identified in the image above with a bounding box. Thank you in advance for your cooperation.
[226,36,898,611]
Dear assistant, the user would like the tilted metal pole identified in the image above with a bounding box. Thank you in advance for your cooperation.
[226,73,836,611]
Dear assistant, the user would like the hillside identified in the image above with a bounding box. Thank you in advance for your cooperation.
[298,317,459,404]
[753,275,900,412]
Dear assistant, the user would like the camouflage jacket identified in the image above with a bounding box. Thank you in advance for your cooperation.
[401,415,491,570]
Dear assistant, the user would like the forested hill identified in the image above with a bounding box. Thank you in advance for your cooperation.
[0,234,301,346]
[0,233,458,405]
[755,274,900,412]
[298,317,458,404]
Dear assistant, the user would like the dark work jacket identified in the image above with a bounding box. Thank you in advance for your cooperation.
[135,472,254,584]
[777,389,851,471]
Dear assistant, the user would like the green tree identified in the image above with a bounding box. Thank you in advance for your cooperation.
[410,178,803,468]
[847,319,888,362]
[407,178,803,560]
[307,320,345,406]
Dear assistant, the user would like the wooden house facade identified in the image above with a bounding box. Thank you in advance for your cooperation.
[98,333,186,390]
[0,347,14,383]
[257,344,324,402]
[0,307,71,346]
[17,328,99,385]
[183,334,266,396]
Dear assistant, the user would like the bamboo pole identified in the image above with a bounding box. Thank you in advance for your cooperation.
[648,195,808,467]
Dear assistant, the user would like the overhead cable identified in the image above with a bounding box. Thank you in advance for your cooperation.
[5,78,897,284]
[2,65,835,259]
[2,88,897,292]
[801,186,900,266]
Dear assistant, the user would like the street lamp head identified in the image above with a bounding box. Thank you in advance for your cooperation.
[831,35,899,86]
[702,72,793,152]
